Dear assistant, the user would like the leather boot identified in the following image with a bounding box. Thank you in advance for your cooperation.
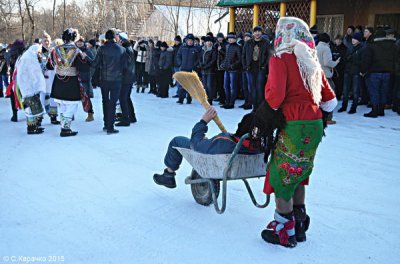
[364,105,379,118]
[85,113,94,122]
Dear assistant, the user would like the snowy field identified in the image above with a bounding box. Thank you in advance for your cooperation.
[0,88,399,264]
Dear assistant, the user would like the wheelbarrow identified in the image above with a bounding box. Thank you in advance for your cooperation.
[175,134,270,214]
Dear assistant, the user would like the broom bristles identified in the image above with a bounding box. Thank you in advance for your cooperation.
[173,71,227,133]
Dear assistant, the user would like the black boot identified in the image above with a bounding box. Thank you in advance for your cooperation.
[294,205,310,242]
[136,86,140,93]
[115,120,130,127]
[153,169,177,188]
[0,90,3,97]
[60,128,78,137]
[130,115,137,123]
[348,106,357,114]
[11,110,18,122]
[141,87,145,93]
[337,106,347,113]
[364,105,379,118]
[27,124,44,135]
[261,211,297,248]
[50,115,61,125]
[378,104,385,116]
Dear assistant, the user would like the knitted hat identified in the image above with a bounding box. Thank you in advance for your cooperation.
[244,31,252,38]
[174,35,182,42]
[227,32,236,39]
[253,26,263,32]
[216,32,224,39]
[186,33,195,40]
[352,32,363,42]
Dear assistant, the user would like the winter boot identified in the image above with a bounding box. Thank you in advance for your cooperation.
[337,106,347,113]
[60,116,77,137]
[378,104,385,117]
[10,110,18,122]
[0,89,4,97]
[27,117,44,135]
[130,115,137,123]
[348,106,357,114]
[85,113,94,122]
[136,86,140,93]
[261,211,297,248]
[50,114,61,125]
[141,87,145,93]
[115,120,130,127]
[364,105,378,118]
[293,205,310,242]
[153,169,177,189]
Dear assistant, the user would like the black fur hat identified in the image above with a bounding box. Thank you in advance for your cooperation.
[62,28,77,43]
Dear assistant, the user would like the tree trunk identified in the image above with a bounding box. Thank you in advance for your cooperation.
[17,0,25,41]
[52,0,56,36]
[63,0,66,30]
[24,0,34,44]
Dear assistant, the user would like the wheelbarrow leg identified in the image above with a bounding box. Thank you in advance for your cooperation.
[242,179,270,208]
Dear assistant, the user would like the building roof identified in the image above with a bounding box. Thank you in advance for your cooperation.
[217,0,291,7]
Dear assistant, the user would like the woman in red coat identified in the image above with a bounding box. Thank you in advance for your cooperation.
[261,17,337,248]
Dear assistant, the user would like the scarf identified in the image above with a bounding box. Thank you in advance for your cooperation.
[274,17,322,105]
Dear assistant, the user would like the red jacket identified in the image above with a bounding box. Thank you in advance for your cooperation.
[265,53,335,121]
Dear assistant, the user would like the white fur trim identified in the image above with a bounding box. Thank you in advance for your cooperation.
[320,97,338,112]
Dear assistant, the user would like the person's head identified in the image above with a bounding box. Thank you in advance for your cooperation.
[364,27,374,40]
[75,38,85,48]
[319,33,330,43]
[253,26,263,39]
[216,32,224,43]
[62,28,77,43]
[310,25,318,37]
[155,40,162,49]
[88,39,96,49]
[105,29,115,41]
[41,31,51,48]
[334,34,343,46]
[355,25,363,33]
[227,32,236,44]
[347,26,355,36]
[206,32,214,38]
[194,37,200,46]
[148,39,154,47]
[374,29,386,40]
[386,28,396,39]
[186,34,195,46]
[161,41,168,51]
[244,31,252,42]
[205,36,213,48]
[174,35,182,45]
[352,32,363,45]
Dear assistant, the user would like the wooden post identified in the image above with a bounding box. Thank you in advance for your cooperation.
[229,7,235,32]
[310,0,317,27]
[280,2,287,18]
[253,4,260,28]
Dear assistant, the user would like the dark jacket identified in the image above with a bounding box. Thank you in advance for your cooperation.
[362,38,397,74]
[200,46,217,74]
[331,43,347,73]
[172,43,182,67]
[344,43,362,75]
[190,120,257,155]
[159,47,174,71]
[176,44,200,72]
[91,40,127,82]
[149,47,161,76]
[242,38,271,72]
[222,42,242,72]
[214,41,226,71]
[122,43,136,85]
[77,45,94,82]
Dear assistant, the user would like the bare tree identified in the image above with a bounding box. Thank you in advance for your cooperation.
[52,0,56,36]
[17,0,25,41]
[186,0,193,34]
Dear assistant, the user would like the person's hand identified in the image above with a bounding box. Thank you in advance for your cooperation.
[202,107,217,123]
[218,46,221,51]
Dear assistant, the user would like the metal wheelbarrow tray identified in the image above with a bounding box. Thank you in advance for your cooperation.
[175,134,270,214]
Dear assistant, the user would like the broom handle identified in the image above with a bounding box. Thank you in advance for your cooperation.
[201,102,228,133]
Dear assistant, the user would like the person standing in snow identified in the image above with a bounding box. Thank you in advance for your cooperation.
[261,17,337,248]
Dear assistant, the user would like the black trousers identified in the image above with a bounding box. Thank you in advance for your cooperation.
[100,80,121,131]
[216,70,226,102]
[159,69,171,98]
[120,83,135,122]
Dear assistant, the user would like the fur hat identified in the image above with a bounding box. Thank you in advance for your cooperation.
[253,26,263,32]
[161,41,168,48]
[174,35,182,42]
[186,33,195,40]
[204,36,214,43]
[227,32,236,39]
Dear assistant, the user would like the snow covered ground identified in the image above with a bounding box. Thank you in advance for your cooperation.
[0,88,399,264]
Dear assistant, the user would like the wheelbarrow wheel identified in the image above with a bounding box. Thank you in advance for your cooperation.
[190,170,220,206]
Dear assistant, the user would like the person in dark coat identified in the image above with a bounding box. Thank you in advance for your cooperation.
[338,32,363,114]
[153,107,258,189]
[149,41,161,95]
[158,42,174,98]
[214,33,227,105]
[76,38,95,121]
[222,32,242,109]
[362,29,397,117]
[171,35,182,94]
[332,35,347,101]
[176,33,200,104]
[91,29,128,134]
[115,39,137,126]
[200,36,217,105]
[0,48,8,98]
[239,31,253,109]
[242,26,272,111]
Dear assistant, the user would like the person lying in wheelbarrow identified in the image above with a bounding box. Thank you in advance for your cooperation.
[153,107,259,189]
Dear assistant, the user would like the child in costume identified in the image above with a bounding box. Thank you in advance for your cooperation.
[260,17,337,248]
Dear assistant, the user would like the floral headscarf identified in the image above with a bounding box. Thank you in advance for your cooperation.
[274,17,322,105]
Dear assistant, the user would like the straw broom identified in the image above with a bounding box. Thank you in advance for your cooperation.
[173,71,227,133]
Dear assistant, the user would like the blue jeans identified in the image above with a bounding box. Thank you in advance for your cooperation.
[242,72,249,104]
[1,74,9,91]
[164,136,191,171]
[202,73,216,101]
[366,73,391,105]
[224,71,238,106]
[342,73,360,109]
[100,80,121,131]
[247,70,267,111]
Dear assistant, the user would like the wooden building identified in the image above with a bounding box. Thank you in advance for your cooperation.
[217,0,400,37]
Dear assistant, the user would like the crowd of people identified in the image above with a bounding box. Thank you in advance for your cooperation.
[0,23,399,137]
